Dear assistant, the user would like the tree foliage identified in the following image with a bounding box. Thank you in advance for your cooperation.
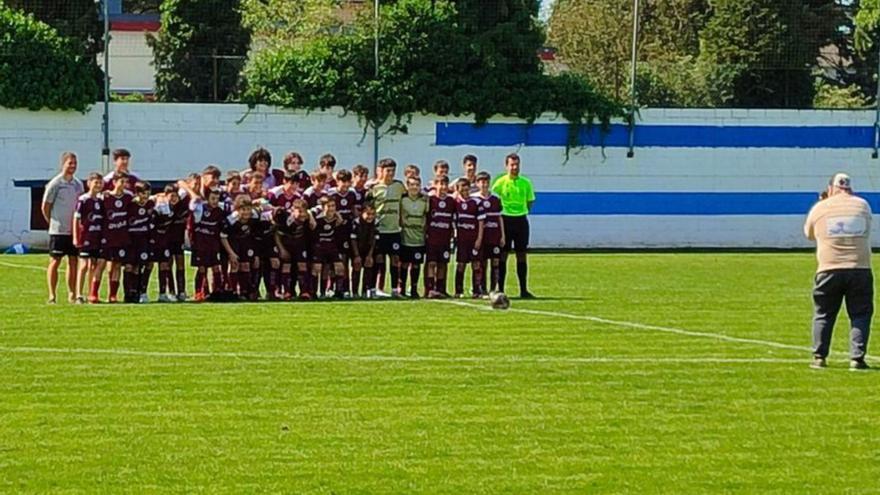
[244,0,624,138]
[0,4,99,111]
[241,0,345,50]
[148,0,252,102]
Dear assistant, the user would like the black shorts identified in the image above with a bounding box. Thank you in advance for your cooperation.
[168,241,185,256]
[191,249,220,268]
[78,248,103,260]
[426,244,452,263]
[102,246,129,263]
[376,233,402,256]
[481,242,504,260]
[152,246,173,263]
[49,235,77,258]
[502,215,530,253]
[128,244,152,265]
[311,248,342,264]
[400,245,425,264]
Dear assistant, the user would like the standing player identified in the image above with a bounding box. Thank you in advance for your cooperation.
[311,197,346,298]
[275,199,314,299]
[366,158,407,297]
[304,172,329,208]
[151,185,179,302]
[102,148,139,192]
[169,173,198,301]
[426,160,450,195]
[329,169,360,296]
[451,154,479,195]
[425,176,456,298]
[180,182,225,301]
[282,151,311,191]
[474,172,505,294]
[399,176,428,298]
[102,172,134,303]
[72,173,105,304]
[221,196,260,300]
[268,172,301,209]
[492,153,536,298]
[350,204,378,298]
[352,165,370,199]
[253,205,280,300]
[453,177,484,298]
[318,153,338,189]
[223,171,244,209]
[243,147,276,190]
[127,181,155,303]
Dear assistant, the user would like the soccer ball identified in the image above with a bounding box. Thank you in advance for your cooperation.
[489,291,510,310]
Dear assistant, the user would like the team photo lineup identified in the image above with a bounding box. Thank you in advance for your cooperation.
[43,148,535,305]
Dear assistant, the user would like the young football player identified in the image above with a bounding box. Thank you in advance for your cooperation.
[426,160,450,195]
[151,185,178,302]
[399,176,428,298]
[221,195,260,300]
[366,158,406,296]
[474,171,505,294]
[252,204,280,300]
[274,199,314,299]
[329,169,359,295]
[127,181,155,303]
[352,164,370,199]
[102,148,138,192]
[452,154,479,195]
[169,173,198,301]
[350,204,378,298]
[404,164,420,181]
[318,153,337,190]
[246,171,266,201]
[268,172,301,210]
[304,172,328,208]
[311,197,346,298]
[72,173,105,303]
[453,177,484,298]
[244,147,276,190]
[180,182,225,301]
[425,175,456,298]
[282,151,311,191]
[201,165,221,196]
[102,172,134,303]
[223,170,244,210]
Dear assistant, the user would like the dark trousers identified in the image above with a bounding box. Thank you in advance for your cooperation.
[812,269,874,360]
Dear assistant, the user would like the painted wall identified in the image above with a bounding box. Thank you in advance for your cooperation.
[2,104,878,249]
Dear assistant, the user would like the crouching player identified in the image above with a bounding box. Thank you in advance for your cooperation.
[102,172,134,303]
[453,178,485,298]
[151,185,178,302]
[127,181,155,303]
[221,196,260,300]
[475,171,505,294]
[73,173,106,303]
[311,197,346,298]
[425,176,456,298]
[399,176,428,298]
[350,204,378,298]
[181,182,224,301]
[274,199,313,299]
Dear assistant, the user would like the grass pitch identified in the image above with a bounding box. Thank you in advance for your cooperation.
[1,253,879,493]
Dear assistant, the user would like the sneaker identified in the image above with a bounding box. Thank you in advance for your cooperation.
[520,291,536,299]
[373,289,391,298]
[107,295,118,304]
[193,292,206,303]
[410,291,421,300]
[88,295,100,304]
[391,288,402,299]
[47,297,57,305]
[850,359,870,371]
[810,356,827,369]
[74,296,86,304]
[343,292,353,299]
[365,289,376,299]
[454,293,464,299]
[427,290,443,299]
[298,293,312,301]
[176,292,188,302]
[138,294,149,304]
[68,294,77,303]
[157,293,174,303]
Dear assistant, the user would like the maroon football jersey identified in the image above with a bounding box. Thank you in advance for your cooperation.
[312,213,338,253]
[151,203,175,251]
[128,199,155,235]
[74,193,104,249]
[276,210,311,246]
[222,213,259,255]
[190,199,224,252]
[169,196,190,246]
[475,193,503,245]
[427,195,456,247]
[303,187,326,208]
[268,186,301,210]
[455,196,485,243]
[102,190,134,248]
[102,170,139,193]
[330,188,359,235]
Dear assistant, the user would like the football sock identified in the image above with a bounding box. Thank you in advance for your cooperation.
[238,271,252,297]
[517,261,528,293]
[472,265,483,295]
[351,268,361,296]
[280,270,292,296]
[176,269,186,295]
[123,270,135,299]
[363,266,375,292]
[390,265,400,292]
[454,267,465,295]
[438,264,448,294]
[399,265,409,294]
[409,265,421,295]
[194,271,205,295]
[211,270,223,294]
[498,255,508,292]
[89,279,101,299]
[266,265,278,297]
[479,261,488,294]
[377,263,386,291]
[158,269,168,294]
[425,273,434,294]
[490,263,499,293]
[140,264,152,295]
[297,269,309,296]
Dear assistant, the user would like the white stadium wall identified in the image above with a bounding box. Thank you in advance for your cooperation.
[1,104,879,249]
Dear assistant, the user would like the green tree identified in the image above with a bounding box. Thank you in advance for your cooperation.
[147,0,252,102]
[0,5,100,111]
[241,0,344,50]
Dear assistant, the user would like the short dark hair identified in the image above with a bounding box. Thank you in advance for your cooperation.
[248,147,272,170]
[283,151,304,167]
[378,158,397,169]
[352,164,369,177]
[455,176,470,187]
[163,184,177,194]
[319,196,332,207]
[319,153,337,170]
[112,148,130,160]
[404,164,420,176]
[463,154,477,164]
[283,171,298,183]
[335,169,352,182]
[475,171,491,183]
[433,175,449,185]
[226,170,241,182]
[433,160,449,172]
[207,188,221,198]
[135,180,151,193]
[505,153,520,165]
[86,172,103,183]
[202,165,221,179]
[112,171,130,182]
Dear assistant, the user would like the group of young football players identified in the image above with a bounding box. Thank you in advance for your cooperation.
[71,148,507,303]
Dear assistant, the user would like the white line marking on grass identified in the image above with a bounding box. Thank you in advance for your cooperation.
[433,299,880,364]
[0,345,807,365]
[0,260,46,272]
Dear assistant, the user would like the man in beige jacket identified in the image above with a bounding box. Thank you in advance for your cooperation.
[804,173,873,370]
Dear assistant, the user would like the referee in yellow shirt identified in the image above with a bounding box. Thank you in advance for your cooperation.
[492,153,535,298]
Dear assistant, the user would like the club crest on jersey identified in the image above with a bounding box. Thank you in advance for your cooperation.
[461,203,468,211]
[324,224,331,231]
[341,199,348,206]
[119,249,126,257]
[393,243,400,250]
[95,203,101,210]
[483,201,490,208]
[443,251,450,259]
[140,252,148,261]
[302,250,308,258]
[247,249,255,257]
[242,225,250,232]
[164,249,171,257]
[493,246,501,254]
[439,200,446,208]
[139,208,146,215]
[115,200,123,208]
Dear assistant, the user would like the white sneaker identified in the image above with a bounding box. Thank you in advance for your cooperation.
[176,292,187,302]
[157,293,174,303]
[373,289,390,298]
[138,294,149,304]
[326,289,335,299]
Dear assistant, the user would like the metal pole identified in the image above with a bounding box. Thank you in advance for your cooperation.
[372,0,380,172]
[101,0,111,172]
[626,0,639,159]
[873,42,880,159]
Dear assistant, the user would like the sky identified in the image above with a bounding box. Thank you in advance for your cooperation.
[539,0,556,21]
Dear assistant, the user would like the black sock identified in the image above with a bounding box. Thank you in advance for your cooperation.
[410,265,421,295]
[140,264,152,294]
[498,255,508,292]
[390,265,400,292]
[400,265,409,294]
[176,269,186,295]
[517,260,528,293]
[455,267,465,295]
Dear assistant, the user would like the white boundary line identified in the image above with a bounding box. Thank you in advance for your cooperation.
[0,260,47,272]
[437,299,878,363]
[0,345,806,365]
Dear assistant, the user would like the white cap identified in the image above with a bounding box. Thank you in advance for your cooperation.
[831,173,852,190]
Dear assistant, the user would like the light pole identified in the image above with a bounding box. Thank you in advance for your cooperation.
[372,0,380,172]
[98,0,111,173]
[626,0,639,159]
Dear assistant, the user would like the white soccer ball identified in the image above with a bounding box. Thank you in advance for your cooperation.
[489,291,510,310]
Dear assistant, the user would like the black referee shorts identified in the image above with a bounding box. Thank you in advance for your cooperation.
[502,215,530,254]
[49,235,77,258]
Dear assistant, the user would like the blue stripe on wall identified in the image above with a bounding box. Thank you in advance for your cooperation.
[435,123,875,148]
[532,192,880,216]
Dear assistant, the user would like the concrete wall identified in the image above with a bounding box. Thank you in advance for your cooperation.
[2,103,878,249]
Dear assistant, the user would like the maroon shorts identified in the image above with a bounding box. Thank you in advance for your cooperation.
[191,249,220,268]
[311,246,341,264]
[480,242,503,260]
[280,240,309,264]
[455,239,480,263]
[151,244,173,263]
[127,238,151,265]
[102,245,129,263]
[426,244,452,263]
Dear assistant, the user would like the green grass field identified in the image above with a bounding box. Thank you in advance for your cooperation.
[1,252,879,493]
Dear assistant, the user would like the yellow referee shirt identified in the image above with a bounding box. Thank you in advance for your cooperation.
[492,174,535,217]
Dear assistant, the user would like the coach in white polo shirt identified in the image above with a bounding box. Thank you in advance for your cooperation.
[804,172,873,370]
[42,151,84,304]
